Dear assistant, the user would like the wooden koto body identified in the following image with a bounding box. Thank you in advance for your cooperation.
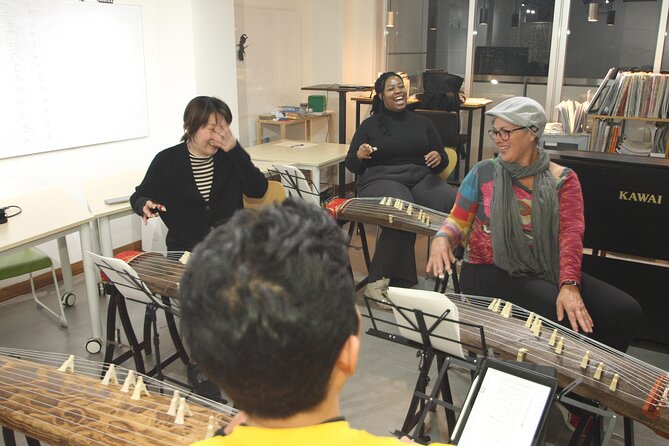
[442,293,669,438]
[326,197,448,236]
[0,351,233,445]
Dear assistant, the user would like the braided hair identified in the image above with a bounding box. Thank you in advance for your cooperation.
[371,71,403,136]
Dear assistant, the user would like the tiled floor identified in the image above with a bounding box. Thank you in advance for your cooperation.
[1,226,668,445]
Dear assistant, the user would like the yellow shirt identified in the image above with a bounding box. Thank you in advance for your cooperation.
[190,421,452,446]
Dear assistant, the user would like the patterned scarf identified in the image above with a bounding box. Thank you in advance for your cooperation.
[490,147,559,285]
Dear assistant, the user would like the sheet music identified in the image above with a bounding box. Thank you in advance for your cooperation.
[457,368,552,446]
[555,99,587,133]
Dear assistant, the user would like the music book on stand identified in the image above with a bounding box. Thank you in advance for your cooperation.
[450,358,557,446]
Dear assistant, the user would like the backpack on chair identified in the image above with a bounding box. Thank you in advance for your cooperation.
[417,70,465,112]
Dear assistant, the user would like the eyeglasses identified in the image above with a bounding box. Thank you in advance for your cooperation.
[487,127,526,141]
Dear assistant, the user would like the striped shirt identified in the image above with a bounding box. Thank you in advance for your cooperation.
[189,152,214,201]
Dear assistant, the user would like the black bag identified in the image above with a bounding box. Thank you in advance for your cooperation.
[418,70,464,112]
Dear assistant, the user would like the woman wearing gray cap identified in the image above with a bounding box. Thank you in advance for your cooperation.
[427,96,641,352]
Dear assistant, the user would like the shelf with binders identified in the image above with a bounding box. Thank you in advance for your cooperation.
[589,114,669,158]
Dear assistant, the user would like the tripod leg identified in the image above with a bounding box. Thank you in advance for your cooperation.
[401,350,435,433]
[102,288,120,368]
[162,295,190,365]
[358,223,372,270]
[436,354,456,430]
[143,310,152,355]
[451,262,461,293]
[623,417,634,446]
[2,427,17,446]
[116,293,146,374]
[147,302,164,381]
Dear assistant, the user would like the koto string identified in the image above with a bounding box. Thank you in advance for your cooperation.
[450,296,661,383]
[0,348,233,414]
[444,294,666,406]
[452,294,666,381]
[0,348,232,413]
[0,348,235,444]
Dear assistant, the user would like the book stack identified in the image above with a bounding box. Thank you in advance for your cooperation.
[598,72,669,118]
[591,119,622,152]
[275,106,306,121]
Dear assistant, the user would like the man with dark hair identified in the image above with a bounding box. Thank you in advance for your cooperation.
[181,198,451,445]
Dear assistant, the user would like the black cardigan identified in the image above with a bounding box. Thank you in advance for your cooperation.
[130,141,267,251]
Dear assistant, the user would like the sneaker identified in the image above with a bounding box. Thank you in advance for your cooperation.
[364,277,393,310]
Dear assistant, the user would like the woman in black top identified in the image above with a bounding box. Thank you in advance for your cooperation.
[130,96,268,252]
[346,72,457,303]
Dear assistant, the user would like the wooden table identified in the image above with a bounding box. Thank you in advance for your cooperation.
[256,111,334,144]
[0,188,102,353]
[246,140,349,197]
[351,96,493,176]
[301,84,373,143]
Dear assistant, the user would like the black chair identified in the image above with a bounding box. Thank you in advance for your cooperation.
[415,109,465,183]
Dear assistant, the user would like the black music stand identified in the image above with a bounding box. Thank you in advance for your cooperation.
[268,165,322,205]
[90,252,190,389]
[363,288,485,443]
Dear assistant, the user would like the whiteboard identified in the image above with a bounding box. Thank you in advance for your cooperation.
[0,0,149,159]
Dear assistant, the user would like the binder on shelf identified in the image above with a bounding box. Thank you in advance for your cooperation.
[588,69,669,157]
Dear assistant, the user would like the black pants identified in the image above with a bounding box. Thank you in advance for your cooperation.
[460,262,643,352]
[358,164,457,287]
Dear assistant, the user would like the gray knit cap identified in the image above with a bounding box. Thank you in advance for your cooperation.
[485,96,547,139]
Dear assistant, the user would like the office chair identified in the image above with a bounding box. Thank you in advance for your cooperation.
[243,180,286,209]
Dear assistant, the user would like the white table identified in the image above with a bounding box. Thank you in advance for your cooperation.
[82,170,145,259]
[246,140,349,196]
[0,188,102,353]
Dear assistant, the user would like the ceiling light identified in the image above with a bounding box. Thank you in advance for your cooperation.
[479,4,489,25]
[588,2,598,22]
[386,10,395,28]
[607,9,615,26]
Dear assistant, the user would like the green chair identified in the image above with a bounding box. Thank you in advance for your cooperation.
[0,248,69,327]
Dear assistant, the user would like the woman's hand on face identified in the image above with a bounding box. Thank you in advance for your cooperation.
[424,150,442,168]
[426,235,455,279]
[211,120,237,152]
[356,143,376,160]
[556,285,594,334]
[141,200,166,225]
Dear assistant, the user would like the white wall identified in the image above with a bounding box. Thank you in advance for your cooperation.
[0,0,238,264]
[1,0,383,270]
[234,0,382,188]
[234,0,304,147]
[234,0,382,147]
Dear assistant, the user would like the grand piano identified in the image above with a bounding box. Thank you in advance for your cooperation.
[547,150,669,344]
